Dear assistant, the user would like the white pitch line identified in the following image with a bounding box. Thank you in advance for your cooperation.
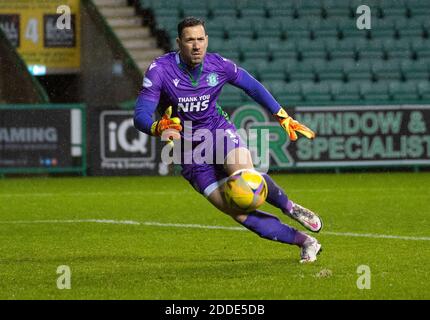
[0,219,429,242]
[0,219,141,225]
[142,221,245,231]
[0,191,189,197]
[322,231,430,241]
[1,188,429,197]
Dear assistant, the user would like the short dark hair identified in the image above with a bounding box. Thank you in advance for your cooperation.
[177,17,206,38]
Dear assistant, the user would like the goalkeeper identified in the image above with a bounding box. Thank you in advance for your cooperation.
[134,17,323,263]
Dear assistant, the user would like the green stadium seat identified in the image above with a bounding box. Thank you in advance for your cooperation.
[226,19,255,39]
[370,18,397,39]
[240,59,268,78]
[266,1,295,18]
[217,49,241,62]
[256,28,283,40]
[356,39,385,60]
[208,0,235,10]
[254,19,283,39]
[310,19,339,39]
[182,8,208,19]
[287,62,316,82]
[211,7,237,18]
[237,0,266,9]
[269,41,298,60]
[153,8,181,19]
[257,35,284,49]
[389,81,420,101]
[339,23,369,40]
[423,18,430,29]
[239,38,269,61]
[326,38,356,60]
[282,19,311,40]
[208,37,225,52]
[179,0,207,9]
[278,82,303,104]
[395,18,424,38]
[344,60,373,81]
[259,61,286,81]
[302,82,332,102]
[149,0,179,10]
[138,0,148,9]
[220,38,240,51]
[408,6,430,18]
[239,8,267,19]
[360,82,390,101]
[417,81,430,100]
[298,40,327,60]
[156,16,178,33]
[348,0,368,9]
[314,59,346,81]
[294,1,323,18]
[383,39,412,60]
[406,0,430,9]
[378,0,408,18]
[206,18,228,38]
[371,60,403,81]
[331,81,361,102]
[323,0,352,18]
[401,60,430,81]
[412,40,430,59]
[339,28,369,40]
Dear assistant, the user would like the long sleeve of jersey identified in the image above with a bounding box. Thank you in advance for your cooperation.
[134,95,158,135]
[134,65,162,135]
[228,67,282,115]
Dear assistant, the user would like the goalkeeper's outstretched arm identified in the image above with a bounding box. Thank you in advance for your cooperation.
[230,67,315,140]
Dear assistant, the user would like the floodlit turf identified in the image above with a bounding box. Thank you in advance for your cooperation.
[0,172,429,300]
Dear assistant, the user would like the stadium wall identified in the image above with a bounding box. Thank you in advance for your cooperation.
[79,0,142,107]
[0,28,49,104]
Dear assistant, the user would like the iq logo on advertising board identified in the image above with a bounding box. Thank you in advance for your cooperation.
[100,111,156,170]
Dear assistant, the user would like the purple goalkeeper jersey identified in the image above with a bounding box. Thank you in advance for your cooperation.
[139,51,243,131]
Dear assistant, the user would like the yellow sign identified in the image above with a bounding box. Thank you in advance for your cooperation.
[0,0,80,74]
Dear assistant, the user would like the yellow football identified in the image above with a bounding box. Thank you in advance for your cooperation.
[224,169,268,212]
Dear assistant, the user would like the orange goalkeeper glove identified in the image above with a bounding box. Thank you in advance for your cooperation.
[150,106,182,144]
[274,108,315,141]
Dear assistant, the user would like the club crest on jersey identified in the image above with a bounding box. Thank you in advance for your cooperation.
[206,72,219,87]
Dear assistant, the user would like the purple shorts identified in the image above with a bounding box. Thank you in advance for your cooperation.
[180,120,245,197]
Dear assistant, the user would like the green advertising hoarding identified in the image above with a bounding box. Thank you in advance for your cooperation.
[230,104,430,169]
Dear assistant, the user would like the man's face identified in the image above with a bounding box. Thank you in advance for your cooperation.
[177,25,208,68]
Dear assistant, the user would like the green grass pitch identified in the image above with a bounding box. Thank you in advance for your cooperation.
[0,172,429,300]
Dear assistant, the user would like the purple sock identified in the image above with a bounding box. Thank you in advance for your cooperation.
[241,210,308,246]
[262,173,293,213]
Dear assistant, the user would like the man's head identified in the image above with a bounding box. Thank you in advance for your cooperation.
[176,17,208,68]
